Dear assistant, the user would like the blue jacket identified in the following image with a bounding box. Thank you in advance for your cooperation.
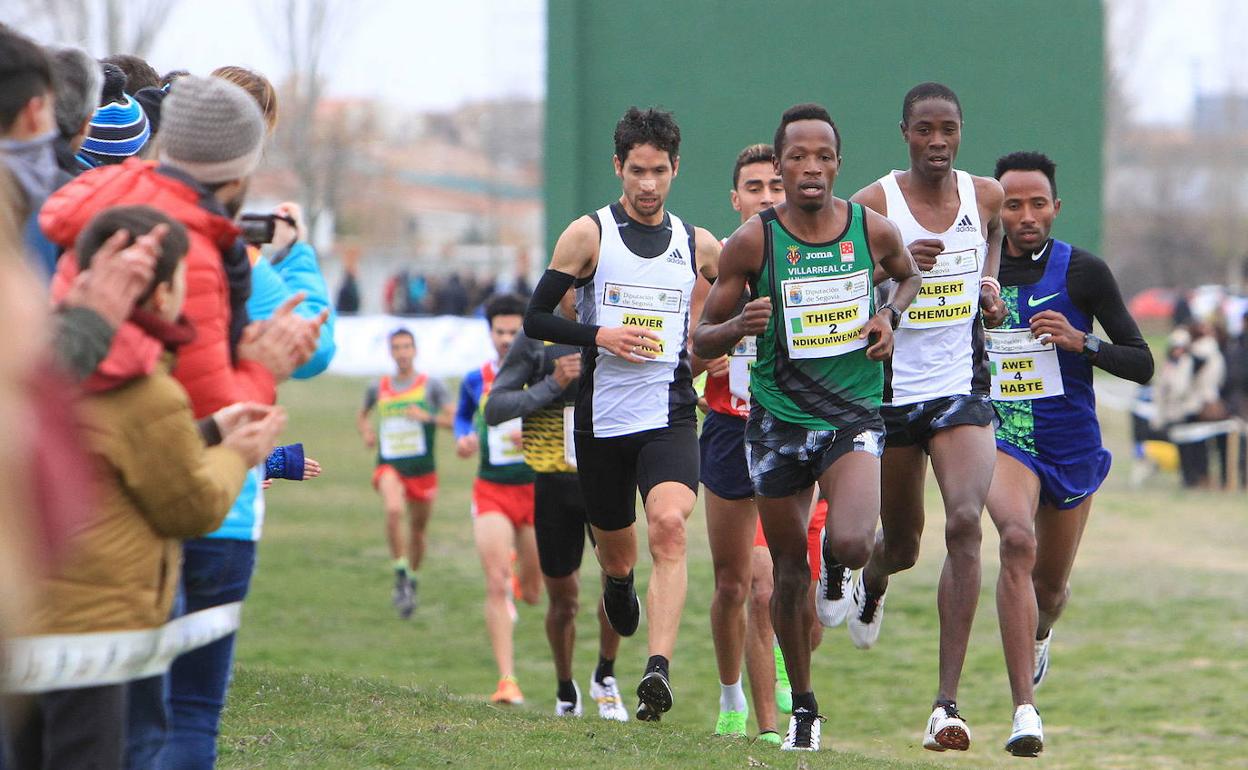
[206,241,336,541]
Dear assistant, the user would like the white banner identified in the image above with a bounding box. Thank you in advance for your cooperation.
[328,315,497,378]
[2,602,242,694]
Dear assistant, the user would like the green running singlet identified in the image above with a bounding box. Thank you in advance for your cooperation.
[750,203,882,430]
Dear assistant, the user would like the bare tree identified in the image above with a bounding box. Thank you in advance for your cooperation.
[5,0,180,57]
[263,0,360,246]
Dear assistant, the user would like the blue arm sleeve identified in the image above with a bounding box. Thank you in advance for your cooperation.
[454,371,481,439]
[246,245,338,379]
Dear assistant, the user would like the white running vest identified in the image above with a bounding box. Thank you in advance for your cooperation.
[879,169,987,405]
[577,205,695,437]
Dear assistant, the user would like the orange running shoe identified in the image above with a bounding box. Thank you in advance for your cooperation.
[490,676,524,705]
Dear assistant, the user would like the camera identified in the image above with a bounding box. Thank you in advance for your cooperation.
[238,213,295,245]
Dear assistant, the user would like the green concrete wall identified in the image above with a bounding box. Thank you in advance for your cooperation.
[545,0,1103,253]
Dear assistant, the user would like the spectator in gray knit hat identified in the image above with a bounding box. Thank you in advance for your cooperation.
[157,75,265,207]
[45,45,103,181]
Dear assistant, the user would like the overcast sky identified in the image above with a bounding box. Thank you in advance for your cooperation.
[5,0,1241,124]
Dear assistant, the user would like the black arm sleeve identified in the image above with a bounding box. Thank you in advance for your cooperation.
[482,332,564,425]
[523,269,599,347]
[1068,251,1154,384]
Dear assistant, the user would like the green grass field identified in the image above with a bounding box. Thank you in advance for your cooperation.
[218,374,1247,769]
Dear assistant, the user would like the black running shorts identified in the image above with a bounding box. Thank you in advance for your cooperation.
[881,393,996,451]
[745,403,885,499]
[573,424,700,532]
[534,472,595,579]
[699,410,753,501]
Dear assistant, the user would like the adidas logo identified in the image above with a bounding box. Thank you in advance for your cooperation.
[955,215,977,233]
[665,249,685,264]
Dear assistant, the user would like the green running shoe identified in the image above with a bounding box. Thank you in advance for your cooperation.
[774,645,792,714]
[715,709,748,737]
[758,730,782,746]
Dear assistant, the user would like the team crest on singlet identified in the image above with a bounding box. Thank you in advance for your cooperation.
[786,245,801,265]
[840,241,855,262]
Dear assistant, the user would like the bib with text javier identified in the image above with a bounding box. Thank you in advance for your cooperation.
[599,281,685,363]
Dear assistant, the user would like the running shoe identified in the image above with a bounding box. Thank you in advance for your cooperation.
[635,670,673,721]
[554,681,582,717]
[1033,630,1052,688]
[781,707,823,751]
[757,730,782,746]
[490,676,524,705]
[922,702,971,752]
[590,675,629,722]
[602,571,640,637]
[774,645,792,714]
[1005,704,1044,757]
[714,709,748,737]
[392,575,416,620]
[815,529,853,627]
[846,574,886,649]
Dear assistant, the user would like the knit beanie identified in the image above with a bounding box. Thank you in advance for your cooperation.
[133,86,168,136]
[78,64,151,166]
[157,75,264,185]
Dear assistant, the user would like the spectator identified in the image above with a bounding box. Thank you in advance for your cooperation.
[101,53,161,93]
[45,45,103,182]
[7,206,284,770]
[160,69,190,89]
[437,272,469,316]
[336,245,362,314]
[77,63,151,169]
[0,26,60,271]
[211,66,278,134]
[1153,326,1227,487]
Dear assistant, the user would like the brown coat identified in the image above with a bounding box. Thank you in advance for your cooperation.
[28,366,248,635]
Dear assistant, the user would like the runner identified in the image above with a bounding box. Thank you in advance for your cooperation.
[454,293,541,706]
[692,143,783,741]
[357,328,453,618]
[483,287,629,721]
[849,81,1006,752]
[524,106,721,721]
[695,103,921,751]
[987,151,1153,756]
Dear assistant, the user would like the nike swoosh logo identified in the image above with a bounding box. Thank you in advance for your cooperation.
[1028,292,1060,308]
[1063,492,1089,504]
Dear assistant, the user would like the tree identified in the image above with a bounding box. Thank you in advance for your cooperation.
[5,0,180,57]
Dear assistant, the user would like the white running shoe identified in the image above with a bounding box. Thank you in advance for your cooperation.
[815,529,853,627]
[554,681,582,717]
[589,676,629,722]
[1005,704,1044,757]
[781,708,823,751]
[846,574,886,650]
[1033,630,1052,688]
[922,703,971,752]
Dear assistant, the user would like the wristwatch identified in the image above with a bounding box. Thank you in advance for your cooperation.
[1081,333,1102,362]
[879,303,901,330]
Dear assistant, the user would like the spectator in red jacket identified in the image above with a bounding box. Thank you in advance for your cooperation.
[42,75,322,416]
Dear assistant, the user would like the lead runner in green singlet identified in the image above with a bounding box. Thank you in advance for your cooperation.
[694,104,921,752]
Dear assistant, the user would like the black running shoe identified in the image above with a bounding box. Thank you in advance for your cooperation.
[782,707,824,751]
[392,575,416,620]
[635,670,673,721]
[602,571,639,637]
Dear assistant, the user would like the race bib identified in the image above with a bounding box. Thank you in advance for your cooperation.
[728,336,756,403]
[781,269,872,359]
[599,282,685,363]
[487,417,526,465]
[986,328,1065,401]
[379,416,427,460]
[901,248,981,329]
[563,405,577,469]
